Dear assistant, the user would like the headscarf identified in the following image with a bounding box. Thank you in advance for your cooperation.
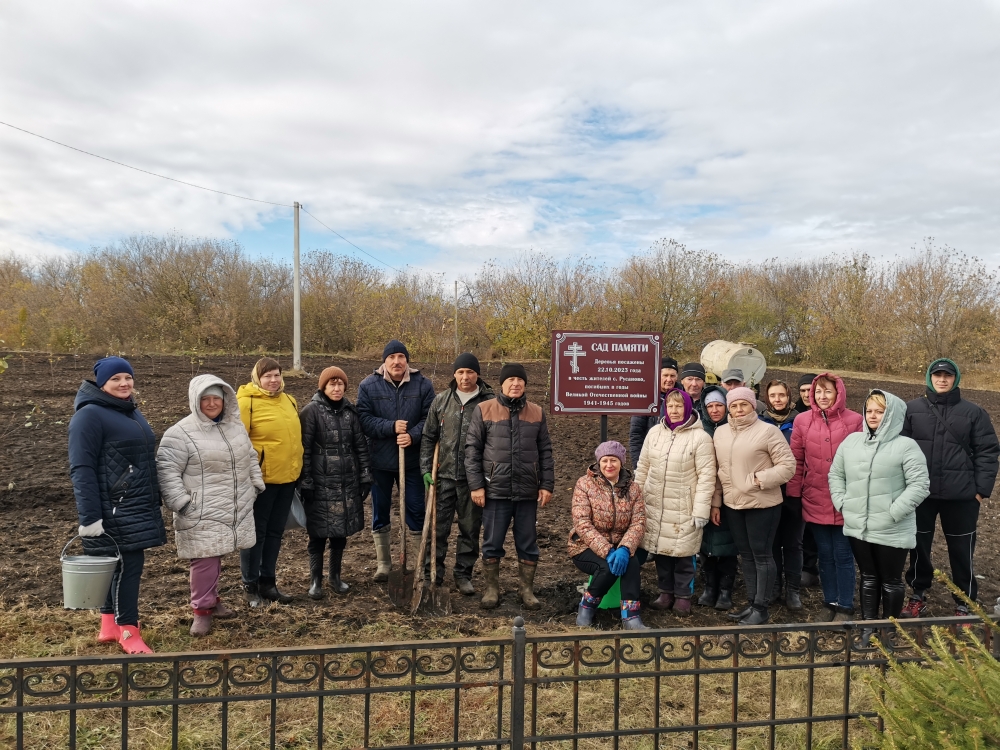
[251,357,285,394]
[662,387,693,431]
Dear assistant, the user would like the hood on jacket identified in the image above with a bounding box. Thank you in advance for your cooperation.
[865,389,906,443]
[810,372,848,418]
[74,379,136,414]
[701,384,728,425]
[188,374,239,427]
[925,357,961,391]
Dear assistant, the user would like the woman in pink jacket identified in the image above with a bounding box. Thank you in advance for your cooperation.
[786,373,863,622]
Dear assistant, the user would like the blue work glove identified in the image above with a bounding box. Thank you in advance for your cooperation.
[607,547,630,577]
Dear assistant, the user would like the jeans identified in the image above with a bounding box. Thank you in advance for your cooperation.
[371,467,426,532]
[481,498,539,562]
[725,504,781,609]
[905,498,980,603]
[190,556,222,612]
[773,494,806,589]
[240,482,295,584]
[434,479,483,582]
[808,523,856,609]
[99,549,145,627]
[573,549,641,601]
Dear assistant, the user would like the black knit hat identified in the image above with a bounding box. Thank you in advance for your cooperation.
[452,352,481,375]
[661,357,679,372]
[797,373,818,388]
[499,363,528,386]
[382,339,409,361]
[680,362,706,380]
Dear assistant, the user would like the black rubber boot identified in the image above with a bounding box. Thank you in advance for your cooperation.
[697,568,719,607]
[308,553,324,600]
[329,544,350,595]
[242,582,263,609]
[258,577,293,604]
[859,573,880,621]
[882,581,906,619]
[715,578,734,611]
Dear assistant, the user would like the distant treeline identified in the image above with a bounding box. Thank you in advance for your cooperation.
[1,236,996,379]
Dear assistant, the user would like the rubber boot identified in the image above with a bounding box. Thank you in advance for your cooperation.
[373,527,392,582]
[621,600,649,630]
[329,544,350,595]
[308,552,325,600]
[576,592,600,627]
[190,610,213,637]
[882,581,906,619]
[403,530,423,573]
[715,576,734,611]
[118,624,153,654]
[480,558,500,609]
[258,577,293,604]
[242,582,263,609]
[859,573,880,621]
[697,568,718,607]
[455,577,476,596]
[98,613,120,643]
[518,560,541,610]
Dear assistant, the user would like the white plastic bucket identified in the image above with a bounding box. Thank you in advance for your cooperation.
[60,534,121,610]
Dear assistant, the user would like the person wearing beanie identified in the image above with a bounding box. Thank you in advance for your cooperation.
[68,357,166,653]
[713,387,796,625]
[157,375,263,636]
[786,373,863,622]
[899,358,1000,618]
[629,357,679,470]
[570,441,648,630]
[680,362,708,425]
[236,358,303,607]
[298,366,372,599]
[357,339,435,582]
[634,388,716,617]
[419,352,495,596]
[794,373,818,414]
[465,362,554,610]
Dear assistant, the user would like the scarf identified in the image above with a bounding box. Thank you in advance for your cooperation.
[662,387,693,431]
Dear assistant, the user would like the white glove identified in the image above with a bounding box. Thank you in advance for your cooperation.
[692,517,709,530]
[78,519,104,537]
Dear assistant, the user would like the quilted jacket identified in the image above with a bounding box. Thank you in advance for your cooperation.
[568,465,645,558]
[635,414,717,557]
[298,392,372,539]
[714,412,797,511]
[829,390,929,549]
[157,375,264,559]
[786,373,863,525]
[356,365,435,472]
[68,380,167,555]
[420,379,495,481]
[236,382,303,485]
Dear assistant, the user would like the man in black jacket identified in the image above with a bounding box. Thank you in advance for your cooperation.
[628,356,678,469]
[466,363,555,611]
[900,358,1000,616]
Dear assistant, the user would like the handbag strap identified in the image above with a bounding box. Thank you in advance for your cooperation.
[926,399,974,460]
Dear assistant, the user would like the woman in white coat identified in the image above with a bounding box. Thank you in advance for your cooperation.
[157,374,264,636]
[635,388,717,616]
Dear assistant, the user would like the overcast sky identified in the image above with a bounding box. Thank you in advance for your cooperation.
[2,2,999,276]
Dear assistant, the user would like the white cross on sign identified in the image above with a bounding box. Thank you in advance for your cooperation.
[564,342,586,374]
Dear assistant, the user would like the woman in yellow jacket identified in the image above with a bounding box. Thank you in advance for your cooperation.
[237,357,303,607]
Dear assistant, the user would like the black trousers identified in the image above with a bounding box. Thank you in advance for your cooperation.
[434,479,483,582]
[99,549,145,627]
[307,535,346,555]
[803,526,819,575]
[773,495,805,589]
[481,498,539,562]
[702,554,738,587]
[905,498,980,603]
[240,482,295,584]
[653,555,696,597]
[573,549,641,601]
[725,504,781,608]
[850,538,907,587]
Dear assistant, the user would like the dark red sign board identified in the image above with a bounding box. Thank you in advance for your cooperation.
[550,331,662,415]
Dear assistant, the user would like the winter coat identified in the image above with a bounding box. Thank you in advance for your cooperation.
[236,383,303,485]
[68,380,166,555]
[465,394,555,502]
[829,390,930,550]
[568,465,645,558]
[697,385,729,436]
[786,373,863,525]
[760,410,797,444]
[356,365,435,473]
[634,415,717,557]
[156,375,264,559]
[629,412,659,470]
[420,379,496,481]
[298,392,372,539]
[901,386,999,503]
[714,412,797,511]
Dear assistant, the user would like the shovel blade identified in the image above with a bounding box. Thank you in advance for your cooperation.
[387,568,413,608]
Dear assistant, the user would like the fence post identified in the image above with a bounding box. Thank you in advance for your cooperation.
[511,616,526,750]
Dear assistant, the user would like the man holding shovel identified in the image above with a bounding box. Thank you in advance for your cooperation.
[420,353,495,596]
[357,340,435,581]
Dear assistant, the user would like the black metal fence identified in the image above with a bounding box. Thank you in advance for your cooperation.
[1,615,994,749]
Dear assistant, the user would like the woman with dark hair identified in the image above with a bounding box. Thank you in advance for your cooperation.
[237,357,303,607]
[68,357,166,653]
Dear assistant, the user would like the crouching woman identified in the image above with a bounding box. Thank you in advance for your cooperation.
[157,375,264,636]
[568,441,648,630]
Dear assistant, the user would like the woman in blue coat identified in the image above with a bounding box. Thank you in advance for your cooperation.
[68,357,166,654]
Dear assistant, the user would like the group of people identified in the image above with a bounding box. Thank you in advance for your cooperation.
[67,343,999,652]
[570,357,998,630]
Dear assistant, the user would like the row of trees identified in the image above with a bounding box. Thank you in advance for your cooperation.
[1,236,996,377]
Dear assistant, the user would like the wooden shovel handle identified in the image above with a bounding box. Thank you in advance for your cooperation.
[399,445,406,567]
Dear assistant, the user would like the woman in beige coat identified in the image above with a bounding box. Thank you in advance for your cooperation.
[635,388,717,616]
[713,387,796,625]
[157,375,264,636]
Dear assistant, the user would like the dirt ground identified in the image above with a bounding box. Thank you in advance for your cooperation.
[1,351,998,654]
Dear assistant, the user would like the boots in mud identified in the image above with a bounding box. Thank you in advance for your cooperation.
[480,558,501,609]
[308,551,325,599]
[518,560,541,610]
[372,527,392,582]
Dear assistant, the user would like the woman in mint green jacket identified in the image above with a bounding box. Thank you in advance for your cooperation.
[829,390,929,623]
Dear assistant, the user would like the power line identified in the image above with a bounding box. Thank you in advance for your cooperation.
[0,119,292,207]
[300,206,402,272]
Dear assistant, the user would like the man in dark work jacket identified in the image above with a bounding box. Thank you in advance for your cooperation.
[900,358,1000,617]
[465,363,554,612]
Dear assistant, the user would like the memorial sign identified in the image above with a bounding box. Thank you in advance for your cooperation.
[550,331,662,415]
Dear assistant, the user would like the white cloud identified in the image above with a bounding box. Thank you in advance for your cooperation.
[1,1,999,275]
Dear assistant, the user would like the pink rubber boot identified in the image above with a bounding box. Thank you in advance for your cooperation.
[98,614,120,643]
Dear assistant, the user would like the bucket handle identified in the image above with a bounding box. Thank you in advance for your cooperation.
[61,533,122,562]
